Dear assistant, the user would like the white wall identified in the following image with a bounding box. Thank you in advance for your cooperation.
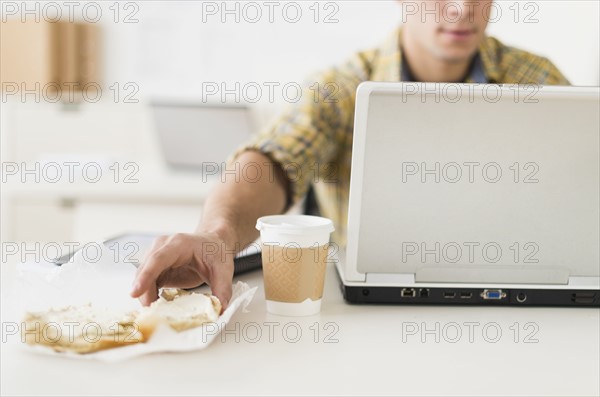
[101,0,599,106]
[485,1,600,86]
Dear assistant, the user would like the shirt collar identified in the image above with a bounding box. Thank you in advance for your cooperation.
[478,35,502,83]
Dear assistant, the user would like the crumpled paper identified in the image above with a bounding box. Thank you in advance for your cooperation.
[10,243,257,362]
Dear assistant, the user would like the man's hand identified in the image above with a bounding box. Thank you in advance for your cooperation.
[129,151,288,309]
[130,233,235,310]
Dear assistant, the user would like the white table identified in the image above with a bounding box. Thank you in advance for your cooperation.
[1,260,599,396]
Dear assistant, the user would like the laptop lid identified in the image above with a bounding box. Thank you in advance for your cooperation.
[345,83,600,285]
[151,102,253,170]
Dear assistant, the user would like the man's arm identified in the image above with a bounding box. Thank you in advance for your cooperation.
[196,150,289,251]
[130,58,362,308]
[130,151,288,308]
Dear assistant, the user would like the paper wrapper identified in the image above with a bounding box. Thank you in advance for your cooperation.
[8,243,257,362]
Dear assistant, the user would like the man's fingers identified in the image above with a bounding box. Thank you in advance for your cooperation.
[129,233,236,313]
[138,283,159,307]
[208,260,235,311]
[133,236,169,282]
[130,244,181,298]
[142,236,168,264]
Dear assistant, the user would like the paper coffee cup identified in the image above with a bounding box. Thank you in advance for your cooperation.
[256,215,334,316]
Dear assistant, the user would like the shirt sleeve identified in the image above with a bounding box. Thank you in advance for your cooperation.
[538,57,571,85]
[230,67,359,209]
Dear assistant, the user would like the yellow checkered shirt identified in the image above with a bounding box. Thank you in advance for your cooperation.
[237,28,570,245]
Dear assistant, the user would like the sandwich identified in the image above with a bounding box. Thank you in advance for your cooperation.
[22,288,222,354]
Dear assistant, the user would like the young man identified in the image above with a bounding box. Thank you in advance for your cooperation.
[131,1,569,308]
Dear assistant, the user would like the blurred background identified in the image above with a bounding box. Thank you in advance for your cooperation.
[1,1,599,251]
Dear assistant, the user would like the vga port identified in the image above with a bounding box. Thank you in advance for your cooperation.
[480,289,506,300]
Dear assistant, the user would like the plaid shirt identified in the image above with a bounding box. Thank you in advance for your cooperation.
[236,28,570,245]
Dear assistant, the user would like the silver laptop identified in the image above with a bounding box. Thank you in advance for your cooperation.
[338,83,600,307]
[152,102,253,170]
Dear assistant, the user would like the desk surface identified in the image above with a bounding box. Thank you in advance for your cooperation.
[1,261,599,397]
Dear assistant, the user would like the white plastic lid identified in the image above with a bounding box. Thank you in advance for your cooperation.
[256,215,335,247]
[256,215,334,235]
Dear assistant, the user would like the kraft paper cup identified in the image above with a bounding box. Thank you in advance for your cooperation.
[256,215,335,316]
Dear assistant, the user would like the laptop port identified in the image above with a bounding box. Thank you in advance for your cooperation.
[480,289,506,300]
[460,292,472,299]
[516,292,527,303]
[419,288,430,298]
[572,292,596,304]
[573,297,595,304]
[444,291,456,299]
[401,288,416,298]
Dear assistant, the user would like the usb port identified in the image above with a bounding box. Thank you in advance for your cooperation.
[481,289,506,300]
[444,291,456,299]
[572,292,596,304]
[401,288,416,298]
[460,292,472,299]
[573,297,595,304]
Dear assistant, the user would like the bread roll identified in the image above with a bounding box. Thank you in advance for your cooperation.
[22,289,222,354]
[22,304,144,354]
[137,288,222,334]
